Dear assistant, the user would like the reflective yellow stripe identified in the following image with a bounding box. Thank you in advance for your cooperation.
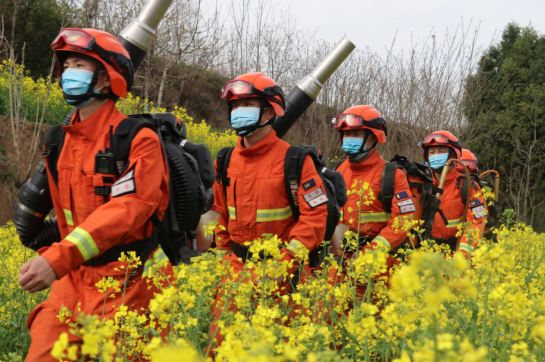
[359,212,390,223]
[256,205,292,222]
[340,210,344,221]
[63,209,74,226]
[287,239,307,255]
[446,217,463,228]
[228,206,236,220]
[372,236,391,251]
[215,248,231,261]
[458,243,474,253]
[65,227,99,261]
[143,248,169,277]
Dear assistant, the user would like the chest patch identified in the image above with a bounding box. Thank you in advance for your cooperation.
[302,178,316,191]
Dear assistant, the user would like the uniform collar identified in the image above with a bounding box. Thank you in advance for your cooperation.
[347,150,384,170]
[63,100,123,142]
[433,166,459,185]
[236,129,279,158]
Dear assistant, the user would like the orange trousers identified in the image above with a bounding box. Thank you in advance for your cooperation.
[25,261,173,362]
[208,252,303,358]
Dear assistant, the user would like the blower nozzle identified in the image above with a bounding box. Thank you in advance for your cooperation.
[273,36,356,139]
[117,0,174,70]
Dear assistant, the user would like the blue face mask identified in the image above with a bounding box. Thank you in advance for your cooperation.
[428,153,449,170]
[61,68,101,108]
[230,107,261,136]
[342,137,368,160]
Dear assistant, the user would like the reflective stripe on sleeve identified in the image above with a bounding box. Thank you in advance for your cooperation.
[228,206,236,220]
[286,239,308,255]
[215,248,231,261]
[256,205,292,222]
[143,248,169,278]
[63,209,74,226]
[372,235,392,251]
[458,243,474,253]
[65,227,99,261]
[446,217,463,228]
[359,212,391,223]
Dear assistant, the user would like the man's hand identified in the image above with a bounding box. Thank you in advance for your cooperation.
[18,256,57,293]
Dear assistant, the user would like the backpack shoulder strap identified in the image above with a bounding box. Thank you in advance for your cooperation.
[459,174,480,206]
[42,125,67,186]
[380,161,398,214]
[112,117,157,175]
[215,147,235,195]
[284,146,306,221]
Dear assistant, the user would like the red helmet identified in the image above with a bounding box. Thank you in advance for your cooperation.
[334,105,387,144]
[221,72,285,116]
[51,27,133,98]
[455,149,478,172]
[421,130,462,160]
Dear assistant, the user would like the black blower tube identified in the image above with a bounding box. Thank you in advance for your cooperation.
[273,37,356,139]
[14,166,54,250]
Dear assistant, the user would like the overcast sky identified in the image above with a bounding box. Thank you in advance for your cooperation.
[206,0,545,57]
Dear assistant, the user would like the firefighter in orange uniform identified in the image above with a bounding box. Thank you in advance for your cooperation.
[330,105,416,298]
[422,132,486,256]
[209,72,328,347]
[455,149,479,174]
[18,28,171,361]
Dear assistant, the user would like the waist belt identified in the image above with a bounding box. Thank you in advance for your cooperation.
[232,243,251,262]
[83,233,158,267]
[232,242,281,262]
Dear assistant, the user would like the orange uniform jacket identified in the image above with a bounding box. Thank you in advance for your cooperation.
[337,151,416,252]
[41,100,170,278]
[431,167,486,255]
[26,100,172,362]
[212,130,328,261]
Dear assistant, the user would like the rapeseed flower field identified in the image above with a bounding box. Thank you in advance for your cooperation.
[3,196,545,361]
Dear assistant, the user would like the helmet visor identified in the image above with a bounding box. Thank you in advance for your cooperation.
[335,114,364,128]
[51,28,95,51]
[423,134,450,145]
[455,159,478,171]
[334,113,387,132]
[221,80,253,99]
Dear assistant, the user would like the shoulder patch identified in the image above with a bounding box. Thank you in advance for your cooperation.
[112,167,136,197]
[302,178,316,191]
[395,191,409,200]
[470,199,482,207]
[303,187,324,202]
[399,204,416,214]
